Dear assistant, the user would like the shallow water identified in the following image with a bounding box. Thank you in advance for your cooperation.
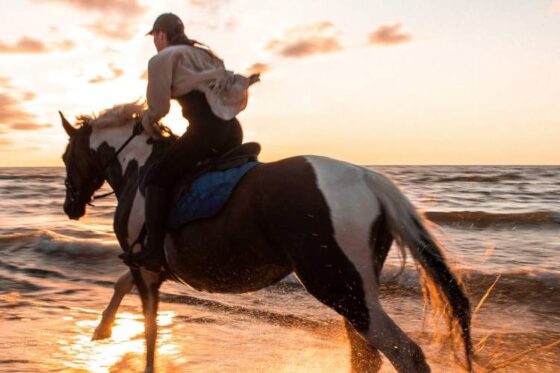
[0,166,558,372]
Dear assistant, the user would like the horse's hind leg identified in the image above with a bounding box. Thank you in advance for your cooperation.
[345,319,382,373]
[341,216,392,373]
[285,212,430,372]
[92,270,134,340]
[281,215,383,372]
[366,301,431,372]
[363,217,429,372]
[293,246,429,373]
[289,245,389,372]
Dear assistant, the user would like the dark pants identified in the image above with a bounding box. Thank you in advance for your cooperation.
[145,90,243,188]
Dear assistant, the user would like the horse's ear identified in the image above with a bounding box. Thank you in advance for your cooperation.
[59,111,77,138]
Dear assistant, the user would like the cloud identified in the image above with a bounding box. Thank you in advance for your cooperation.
[39,0,146,39]
[0,93,48,132]
[0,93,35,123]
[56,40,75,50]
[224,17,237,30]
[22,92,36,101]
[10,123,53,131]
[0,37,74,54]
[552,0,560,12]
[0,138,14,146]
[0,76,11,88]
[189,0,229,9]
[41,0,145,16]
[85,19,138,40]
[266,22,342,58]
[368,24,411,46]
[110,65,124,77]
[0,37,45,53]
[0,79,36,102]
[88,64,124,84]
[183,2,236,31]
[88,76,108,84]
[246,63,269,75]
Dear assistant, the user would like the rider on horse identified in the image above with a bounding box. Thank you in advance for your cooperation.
[123,13,260,271]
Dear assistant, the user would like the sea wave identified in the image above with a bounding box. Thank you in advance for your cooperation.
[0,274,46,294]
[35,230,119,257]
[0,230,120,261]
[280,265,559,307]
[380,265,559,311]
[0,258,116,289]
[1,254,557,318]
[1,227,557,315]
[436,173,525,183]
[0,232,39,243]
[0,260,68,280]
[410,173,528,183]
[425,210,560,228]
[154,265,559,329]
[0,173,63,181]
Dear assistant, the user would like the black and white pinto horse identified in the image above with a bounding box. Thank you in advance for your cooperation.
[60,103,473,373]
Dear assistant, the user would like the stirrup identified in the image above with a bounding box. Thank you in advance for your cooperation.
[119,250,163,272]
[119,250,144,269]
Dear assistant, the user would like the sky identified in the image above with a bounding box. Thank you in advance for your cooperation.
[0,0,559,166]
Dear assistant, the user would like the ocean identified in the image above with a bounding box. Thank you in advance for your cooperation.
[0,166,558,372]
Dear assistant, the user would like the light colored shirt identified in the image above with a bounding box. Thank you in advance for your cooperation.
[143,44,253,129]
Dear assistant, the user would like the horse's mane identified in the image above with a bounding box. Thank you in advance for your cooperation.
[77,102,145,128]
[76,101,178,140]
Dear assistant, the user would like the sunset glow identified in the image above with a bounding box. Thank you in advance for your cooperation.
[62,311,178,372]
[0,0,558,166]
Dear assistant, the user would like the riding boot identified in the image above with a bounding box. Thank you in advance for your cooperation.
[140,185,168,272]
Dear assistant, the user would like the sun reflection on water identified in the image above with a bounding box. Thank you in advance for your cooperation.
[61,311,178,372]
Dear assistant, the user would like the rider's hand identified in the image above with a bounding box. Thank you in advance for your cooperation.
[141,116,160,139]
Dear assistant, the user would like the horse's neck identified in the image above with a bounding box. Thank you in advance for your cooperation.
[89,125,154,197]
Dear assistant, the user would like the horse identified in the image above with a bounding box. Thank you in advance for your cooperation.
[59,103,473,373]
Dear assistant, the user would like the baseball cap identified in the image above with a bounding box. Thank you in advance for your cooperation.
[146,13,185,36]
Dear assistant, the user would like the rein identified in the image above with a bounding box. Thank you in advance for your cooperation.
[65,120,144,206]
[101,120,144,171]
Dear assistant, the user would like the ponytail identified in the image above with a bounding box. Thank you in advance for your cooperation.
[166,32,222,61]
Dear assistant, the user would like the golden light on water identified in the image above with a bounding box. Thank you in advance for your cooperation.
[61,311,178,373]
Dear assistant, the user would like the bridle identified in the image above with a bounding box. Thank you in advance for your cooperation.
[65,120,144,207]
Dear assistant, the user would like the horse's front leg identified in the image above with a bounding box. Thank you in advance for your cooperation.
[132,269,164,373]
[92,270,135,340]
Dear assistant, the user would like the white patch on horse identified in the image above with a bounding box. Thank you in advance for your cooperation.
[127,190,172,255]
[304,155,381,307]
[90,126,152,171]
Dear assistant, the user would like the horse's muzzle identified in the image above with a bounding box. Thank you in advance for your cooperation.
[64,199,86,220]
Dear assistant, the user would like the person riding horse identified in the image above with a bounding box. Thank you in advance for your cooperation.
[123,13,260,271]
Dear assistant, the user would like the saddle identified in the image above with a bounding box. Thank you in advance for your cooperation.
[169,142,261,206]
[122,142,260,266]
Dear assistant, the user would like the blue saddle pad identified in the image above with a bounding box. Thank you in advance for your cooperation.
[168,162,259,228]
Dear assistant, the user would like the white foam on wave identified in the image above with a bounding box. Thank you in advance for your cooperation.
[35,230,120,259]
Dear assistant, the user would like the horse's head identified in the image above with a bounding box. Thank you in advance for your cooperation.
[60,102,173,219]
[60,112,104,219]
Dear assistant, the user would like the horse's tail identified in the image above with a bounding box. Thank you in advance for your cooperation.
[366,171,473,372]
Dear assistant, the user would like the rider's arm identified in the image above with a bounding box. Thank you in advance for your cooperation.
[142,53,173,137]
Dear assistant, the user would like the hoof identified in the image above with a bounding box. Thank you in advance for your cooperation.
[92,325,112,340]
